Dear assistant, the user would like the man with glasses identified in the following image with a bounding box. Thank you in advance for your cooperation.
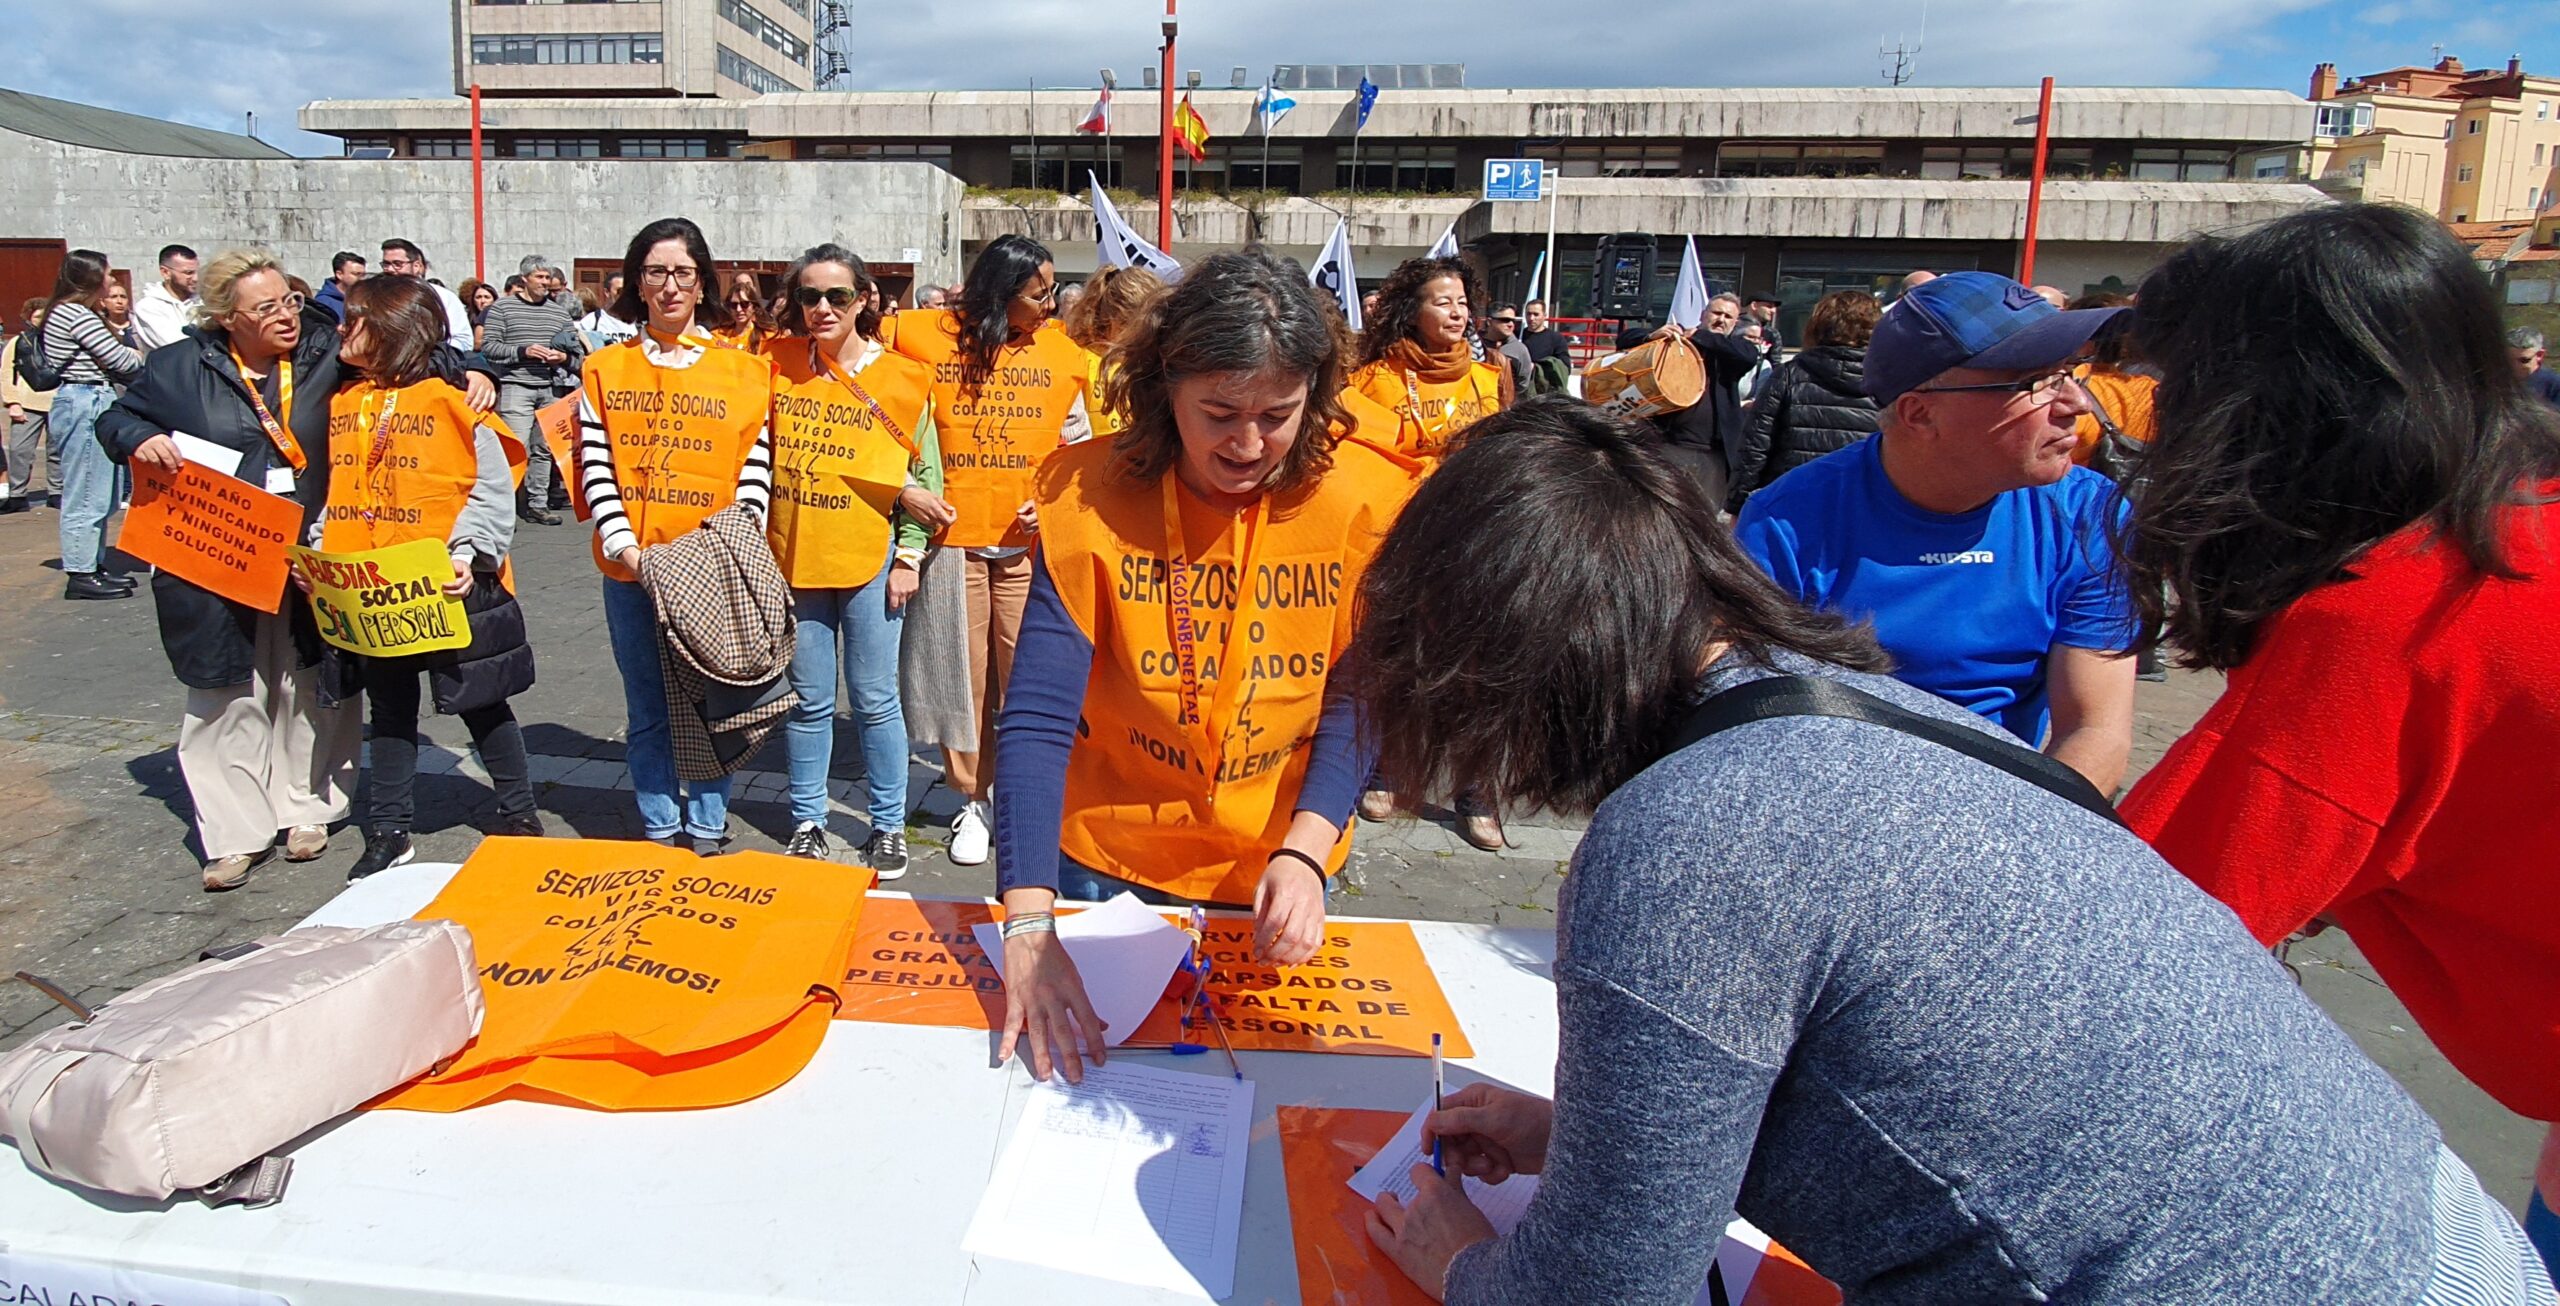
[379,238,474,352]
[1733,272,2139,792]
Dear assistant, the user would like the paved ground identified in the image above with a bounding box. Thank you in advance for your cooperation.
[0,501,2539,1210]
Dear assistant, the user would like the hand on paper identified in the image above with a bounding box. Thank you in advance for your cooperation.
[1425,1083,1554,1184]
[1253,852,1327,966]
[463,372,498,413]
[886,561,919,612]
[288,555,315,595]
[1014,499,1041,537]
[442,554,474,598]
[898,486,956,531]
[131,433,185,475]
[1366,1163,1497,1302]
[997,929,1109,1084]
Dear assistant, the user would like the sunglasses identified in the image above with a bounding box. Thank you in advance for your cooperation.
[792,286,861,309]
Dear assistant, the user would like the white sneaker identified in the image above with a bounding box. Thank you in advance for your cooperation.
[948,799,991,866]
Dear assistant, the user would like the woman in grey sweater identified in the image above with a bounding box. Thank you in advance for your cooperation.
[1347,398,2550,1305]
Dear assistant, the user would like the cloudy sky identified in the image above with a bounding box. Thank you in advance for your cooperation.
[9,0,2559,156]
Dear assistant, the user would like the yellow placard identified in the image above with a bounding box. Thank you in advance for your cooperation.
[289,538,471,657]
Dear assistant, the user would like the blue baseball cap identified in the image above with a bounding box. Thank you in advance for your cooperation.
[1864,272,2126,405]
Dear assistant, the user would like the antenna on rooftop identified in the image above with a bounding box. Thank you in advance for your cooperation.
[1880,0,1926,86]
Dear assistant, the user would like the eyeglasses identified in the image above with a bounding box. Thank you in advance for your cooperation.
[639,266,701,289]
[792,286,862,310]
[237,292,305,323]
[1018,283,1058,305]
[1913,368,2087,405]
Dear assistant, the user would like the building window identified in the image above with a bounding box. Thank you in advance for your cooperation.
[470,32,662,66]
[2347,160,2369,181]
[2132,147,2230,181]
[2467,119,2483,135]
[2251,154,2291,180]
[2541,100,2551,120]
[716,0,809,65]
[1224,144,1301,191]
[1337,144,1459,193]
[2532,188,2542,210]
[1009,143,1126,191]
[2313,103,2372,137]
[2459,164,2475,183]
[717,44,797,94]
[2537,143,2547,166]
[822,142,956,166]
[510,136,602,158]
[619,137,714,158]
[1919,145,2093,180]
[1714,142,1885,178]
[1532,142,1686,178]
[340,138,394,157]
[414,137,471,159]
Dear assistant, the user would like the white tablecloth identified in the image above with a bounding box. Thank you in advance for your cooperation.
[0,863,1562,1304]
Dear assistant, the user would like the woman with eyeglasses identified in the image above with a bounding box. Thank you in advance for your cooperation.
[577,217,778,855]
[715,271,770,354]
[763,243,945,876]
[98,250,499,890]
[889,233,1097,867]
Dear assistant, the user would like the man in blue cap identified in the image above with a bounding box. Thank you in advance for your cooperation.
[1732,272,2139,792]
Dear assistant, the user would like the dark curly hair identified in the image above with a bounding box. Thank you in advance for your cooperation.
[1343,397,1888,816]
[1355,256,1478,368]
[2125,202,2560,671]
[1101,250,1349,498]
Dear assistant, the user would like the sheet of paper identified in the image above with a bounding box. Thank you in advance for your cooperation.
[1346,1097,1772,1304]
[169,431,243,478]
[974,891,1194,1049]
[962,1059,1254,1298]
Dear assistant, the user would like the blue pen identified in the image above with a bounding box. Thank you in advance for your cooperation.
[1431,1032,1445,1176]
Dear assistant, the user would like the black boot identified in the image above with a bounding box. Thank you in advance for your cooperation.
[347,827,416,882]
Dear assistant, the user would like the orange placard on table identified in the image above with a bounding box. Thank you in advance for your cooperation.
[380,837,870,1112]
[534,393,590,520]
[1276,1106,1840,1306]
[117,459,300,609]
[835,897,1470,1059]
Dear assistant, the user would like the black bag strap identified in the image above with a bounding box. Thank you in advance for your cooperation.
[1674,675,2125,827]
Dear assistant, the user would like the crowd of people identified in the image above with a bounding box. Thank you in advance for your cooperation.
[1,198,2556,1301]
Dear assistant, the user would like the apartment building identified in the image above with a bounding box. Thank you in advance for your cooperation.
[453,0,814,101]
[2285,55,2560,222]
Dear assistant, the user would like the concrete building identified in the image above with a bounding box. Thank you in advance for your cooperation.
[451,0,813,103]
[0,88,958,330]
[2272,55,2560,222]
[303,83,2328,337]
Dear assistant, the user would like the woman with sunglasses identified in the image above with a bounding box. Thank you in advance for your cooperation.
[99,250,499,890]
[764,243,944,875]
[889,233,1097,866]
[577,217,778,855]
[715,271,770,354]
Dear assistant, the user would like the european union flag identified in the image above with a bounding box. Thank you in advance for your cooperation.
[1355,76,1379,131]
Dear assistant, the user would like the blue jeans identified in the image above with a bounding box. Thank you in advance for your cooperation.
[2529,1189,2559,1289]
[602,576,730,841]
[785,552,908,833]
[52,384,114,575]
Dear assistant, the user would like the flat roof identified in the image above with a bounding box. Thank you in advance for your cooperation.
[0,86,288,159]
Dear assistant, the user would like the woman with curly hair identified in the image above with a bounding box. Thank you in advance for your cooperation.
[987,250,1412,1084]
[1061,264,1165,437]
[1344,256,1511,472]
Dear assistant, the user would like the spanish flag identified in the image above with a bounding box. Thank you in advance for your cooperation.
[1173,93,1211,163]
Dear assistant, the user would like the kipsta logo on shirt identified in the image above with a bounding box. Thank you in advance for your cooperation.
[1920,550,1997,565]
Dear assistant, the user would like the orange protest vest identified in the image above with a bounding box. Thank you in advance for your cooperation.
[764,337,936,590]
[581,335,775,582]
[1033,436,1414,905]
[891,309,1093,549]
[1345,357,1505,472]
[322,378,528,588]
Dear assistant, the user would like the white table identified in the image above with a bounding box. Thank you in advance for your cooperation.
[0,863,1563,1305]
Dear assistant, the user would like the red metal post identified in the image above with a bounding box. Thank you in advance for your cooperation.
[469,84,487,284]
[1157,0,1177,251]
[2019,75,2054,284]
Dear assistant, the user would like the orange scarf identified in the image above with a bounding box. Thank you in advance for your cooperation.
[1384,336,1479,385]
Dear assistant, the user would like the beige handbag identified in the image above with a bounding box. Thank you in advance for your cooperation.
[0,920,481,1204]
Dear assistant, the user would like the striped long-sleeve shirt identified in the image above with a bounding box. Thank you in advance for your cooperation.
[40,302,142,387]
[576,330,772,564]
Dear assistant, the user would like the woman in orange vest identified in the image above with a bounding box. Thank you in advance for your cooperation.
[1344,256,1511,474]
[317,275,540,879]
[1061,265,1165,438]
[715,271,770,353]
[578,217,778,854]
[989,250,1413,1083]
[1344,256,1512,850]
[765,242,945,876]
[890,233,1097,867]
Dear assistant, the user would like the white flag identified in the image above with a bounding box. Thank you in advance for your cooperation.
[1524,249,1549,305]
[1666,236,1708,332]
[1426,223,1460,261]
[1088,172,1181,282]
[1311,216,1361,331]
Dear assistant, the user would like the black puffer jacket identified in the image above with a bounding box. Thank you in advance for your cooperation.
[1730,345,1881,506]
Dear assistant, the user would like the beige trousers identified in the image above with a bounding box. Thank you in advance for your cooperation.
[942,550,1032,800]
[177,612,360,859]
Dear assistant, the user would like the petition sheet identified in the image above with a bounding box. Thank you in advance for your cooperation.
[963,1059,1254,1298]
[974,891,1193,1049]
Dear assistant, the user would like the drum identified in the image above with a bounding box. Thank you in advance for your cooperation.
[1582,334,1706,419]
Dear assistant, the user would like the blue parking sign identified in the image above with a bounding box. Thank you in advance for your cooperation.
[1483,158,1544,202]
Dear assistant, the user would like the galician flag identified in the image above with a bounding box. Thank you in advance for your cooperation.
[1076,87,1111,135]
[1255,81,1297,134]
[1311,216,1362,331]
[1174,93,1211,163]
[1089,171,1181,282]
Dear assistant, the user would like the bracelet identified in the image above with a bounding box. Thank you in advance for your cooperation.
[1266,847,1327,882]
[999,912,1057,940]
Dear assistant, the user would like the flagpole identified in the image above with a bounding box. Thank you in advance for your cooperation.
[1260,81,1271,193]
[1157,0,1178,252]
[1028,79,1038,191]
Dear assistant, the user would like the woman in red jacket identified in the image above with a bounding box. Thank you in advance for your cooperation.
[2118,203,2560,1282]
